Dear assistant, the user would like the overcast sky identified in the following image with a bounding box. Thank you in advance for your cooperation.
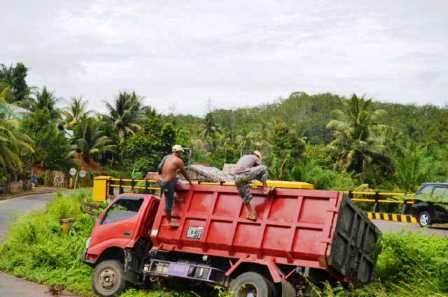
[2,0,447,115]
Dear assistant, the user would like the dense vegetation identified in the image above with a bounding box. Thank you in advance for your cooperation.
[0,190,447,297]
[1,62,448,191]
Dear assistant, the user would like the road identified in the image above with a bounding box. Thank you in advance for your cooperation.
[0,193,447,297]
[373,219,448,236]
[0,192,67,297]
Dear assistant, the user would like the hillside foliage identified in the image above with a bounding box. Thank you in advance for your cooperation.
[1,62,448,192]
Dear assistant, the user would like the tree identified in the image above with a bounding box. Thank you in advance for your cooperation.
[0,63,31,107]
[71,118,115,167]
[29,87,60,121]
[105,91,142,144]
[393,142,434,192]
[122,113,177,174]
[63,97,90,130]
[31,124,71,171]
[270,120,306,179]
[327,95,392,184]
[201,112,220,139]
[0,105,34,178]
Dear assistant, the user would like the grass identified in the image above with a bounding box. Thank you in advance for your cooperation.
[0,190,447,296]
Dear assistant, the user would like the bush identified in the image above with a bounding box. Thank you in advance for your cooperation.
[0,189,94,295]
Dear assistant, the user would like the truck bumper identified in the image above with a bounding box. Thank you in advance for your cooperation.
[81,248,96,266]
[144,259,227,285]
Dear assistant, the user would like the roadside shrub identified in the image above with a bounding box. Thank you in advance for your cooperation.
[0,190,95,296]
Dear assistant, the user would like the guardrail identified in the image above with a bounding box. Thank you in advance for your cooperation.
[347,191,417,224]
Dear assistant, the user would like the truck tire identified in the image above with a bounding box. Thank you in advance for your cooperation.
[418,211,432,227]
[281,280,296,297]
[93,260,127,297]
[230,272,275,297]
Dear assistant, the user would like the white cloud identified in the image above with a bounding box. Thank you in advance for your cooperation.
[1,0,447,115]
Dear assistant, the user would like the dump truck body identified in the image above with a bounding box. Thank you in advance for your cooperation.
[151,184,380,283]
[83,183,381,297]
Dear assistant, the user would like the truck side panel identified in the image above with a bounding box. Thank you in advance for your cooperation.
[150,184,342,270]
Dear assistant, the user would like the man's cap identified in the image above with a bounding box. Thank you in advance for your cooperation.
[253,150,262,159]
[172,144,184,152]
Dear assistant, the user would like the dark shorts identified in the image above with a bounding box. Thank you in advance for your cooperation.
[234,165,268,203]
[159,180,177,217]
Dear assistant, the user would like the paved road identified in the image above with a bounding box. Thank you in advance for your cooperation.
[373,219,448,236]
[0,192,61,297]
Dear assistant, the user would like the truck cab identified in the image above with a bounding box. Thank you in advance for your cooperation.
[83,194,159,296]
[412,183,448,227]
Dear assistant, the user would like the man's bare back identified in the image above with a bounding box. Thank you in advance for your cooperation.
[161,154,189,182]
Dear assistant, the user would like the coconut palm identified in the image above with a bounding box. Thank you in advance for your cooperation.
[201,112,220,139]
[30,87,60,120]
[327,95,391,183]
[105,91,142,144]
[70,118,115,166]
[0,103,34,174]
[63,97,90,130]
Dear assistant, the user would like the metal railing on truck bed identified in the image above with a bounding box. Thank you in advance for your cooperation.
[91,176,314,201]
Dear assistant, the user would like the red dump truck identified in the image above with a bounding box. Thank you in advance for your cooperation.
[82,183,381,297]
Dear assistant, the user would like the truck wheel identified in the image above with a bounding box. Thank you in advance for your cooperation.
[418,211,431,227]
[93,260,127,297]
[230,272,274,297]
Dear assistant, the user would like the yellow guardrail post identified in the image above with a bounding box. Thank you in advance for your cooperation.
[93,176,110,202]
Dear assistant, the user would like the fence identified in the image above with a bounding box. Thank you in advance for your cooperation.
[347,191,417,224]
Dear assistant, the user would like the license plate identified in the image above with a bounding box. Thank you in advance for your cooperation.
[186,226,204,240]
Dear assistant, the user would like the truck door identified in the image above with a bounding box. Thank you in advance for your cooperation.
[92,196,145,247]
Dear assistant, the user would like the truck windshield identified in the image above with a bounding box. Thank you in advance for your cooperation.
[102,198,144,224]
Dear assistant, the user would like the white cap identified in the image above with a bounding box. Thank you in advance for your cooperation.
[253,150,262,159]
[172,144,184,152]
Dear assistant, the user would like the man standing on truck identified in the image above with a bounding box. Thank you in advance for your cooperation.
[159,144,192,228]
[232,150,270,220]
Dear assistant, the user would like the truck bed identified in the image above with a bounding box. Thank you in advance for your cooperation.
[150,183,381,283]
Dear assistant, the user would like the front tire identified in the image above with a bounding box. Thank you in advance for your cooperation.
[230,272,275,297]
[93,260,127,297]
[418,211,432,227]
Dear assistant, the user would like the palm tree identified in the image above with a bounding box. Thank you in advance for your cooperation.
[70,118,115,167]
[327,95,391,183]
[0,102,34,175]
[105,91,142,144]
[63,97,90,130]
[30,87,60,120]
[201,113,220,139]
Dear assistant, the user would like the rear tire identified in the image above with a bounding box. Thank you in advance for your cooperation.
[93,260,127,297]
[418,211,432,227]
[230,272,275,297]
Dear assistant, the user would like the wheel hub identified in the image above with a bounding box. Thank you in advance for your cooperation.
[238,284,258,297]
[99,268,117,289]
[420,214,429,226]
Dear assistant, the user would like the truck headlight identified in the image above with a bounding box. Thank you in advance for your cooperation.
[85,237,91,249]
